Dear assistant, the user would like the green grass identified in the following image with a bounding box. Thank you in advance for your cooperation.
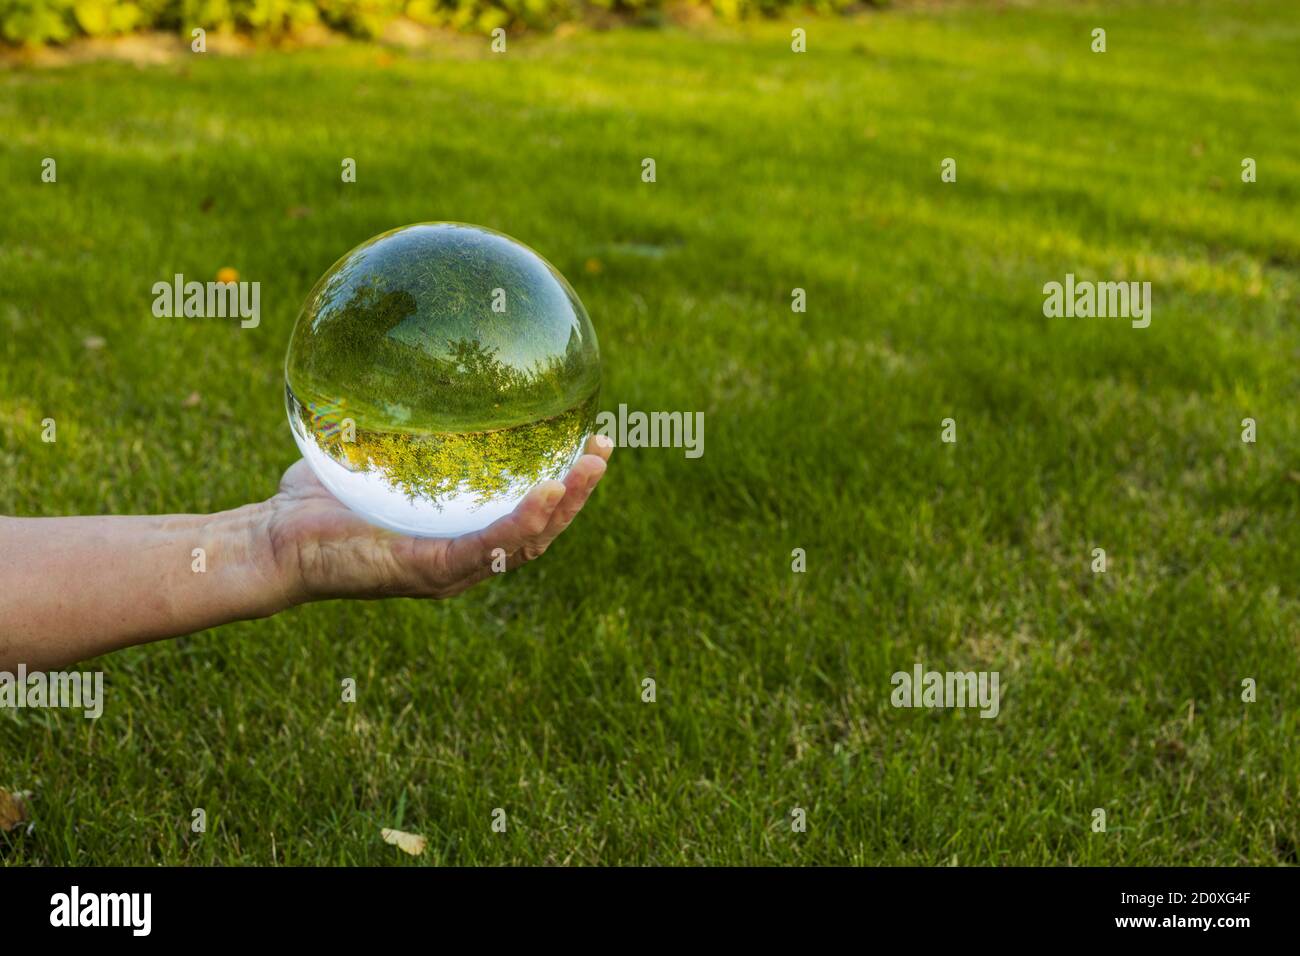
[1,0,1298,865]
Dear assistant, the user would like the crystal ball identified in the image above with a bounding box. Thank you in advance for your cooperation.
[285,223,601,537]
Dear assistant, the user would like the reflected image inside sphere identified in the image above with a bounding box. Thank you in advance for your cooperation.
[284,223,602,537]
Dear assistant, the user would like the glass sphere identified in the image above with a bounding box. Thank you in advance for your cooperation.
[285,223,601,537]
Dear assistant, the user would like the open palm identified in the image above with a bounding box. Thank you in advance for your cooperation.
[264,435,612,604]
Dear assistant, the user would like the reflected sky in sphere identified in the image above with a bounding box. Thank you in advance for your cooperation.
[285,223,601,537]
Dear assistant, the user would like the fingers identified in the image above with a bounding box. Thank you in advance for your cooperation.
[585,433,614,462]
[440,434,613,581]
[540,453,606,541]
[444,478,568,573]
[277,458,318,496]
[533,434,611,540]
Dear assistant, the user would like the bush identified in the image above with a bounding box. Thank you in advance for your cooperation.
[315,0,401,38]
[2,0,76,44]
[0,0,865,46]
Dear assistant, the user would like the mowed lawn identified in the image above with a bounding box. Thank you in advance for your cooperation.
[1,0,1297,865]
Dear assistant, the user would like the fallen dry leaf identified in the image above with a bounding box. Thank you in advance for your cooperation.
[182,391,202,408]
[0,789,31,833]
[381,827,426,857]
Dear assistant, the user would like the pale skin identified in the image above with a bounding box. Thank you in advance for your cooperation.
[0,435,612,672]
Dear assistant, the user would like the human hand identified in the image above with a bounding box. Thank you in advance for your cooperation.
[261,434,613,605]
[0,437,614,670]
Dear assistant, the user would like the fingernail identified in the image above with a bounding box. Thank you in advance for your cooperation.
[595,434,613,450]
[543,483,565,507]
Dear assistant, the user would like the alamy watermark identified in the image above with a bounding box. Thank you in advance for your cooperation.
[0,664,104,719]
[891,664,1000,718]
[152,273,260,328]
[1042,273,1151,328]
[594,404,704,458]
[50,886,151,936]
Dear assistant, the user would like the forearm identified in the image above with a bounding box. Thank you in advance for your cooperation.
[0,441,611,671]
[0,504,294,671]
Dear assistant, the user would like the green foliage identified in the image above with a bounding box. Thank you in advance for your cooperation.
[236,0,321,35]
[286,224,602,431]
[314,0,400,38]
[0,0,861,45]
[0,0,330,43]
[177,0,319,35]
[713,0,858,19]
[1,0,77,44]
[73,0,143,36]
[293,389,597,506]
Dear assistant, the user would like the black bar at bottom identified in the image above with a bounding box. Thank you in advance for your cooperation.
[0,866,1290,941]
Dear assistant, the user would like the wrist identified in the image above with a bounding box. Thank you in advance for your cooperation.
[213,501,307,618]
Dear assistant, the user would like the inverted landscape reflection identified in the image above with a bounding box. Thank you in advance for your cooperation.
[285,223,601,537]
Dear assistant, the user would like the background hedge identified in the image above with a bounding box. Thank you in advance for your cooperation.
[0,0,867,45]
